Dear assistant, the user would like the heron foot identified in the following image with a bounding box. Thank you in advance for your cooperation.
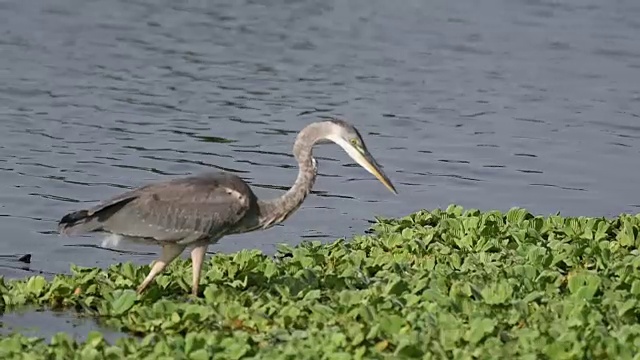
[136,243,186,294]
[136,283,148,295]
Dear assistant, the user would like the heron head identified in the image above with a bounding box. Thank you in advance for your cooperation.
[320,118,397,194]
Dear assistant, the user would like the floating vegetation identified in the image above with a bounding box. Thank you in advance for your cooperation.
[1,205,640,358]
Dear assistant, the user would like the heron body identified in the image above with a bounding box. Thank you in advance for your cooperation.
[58,119,397,296]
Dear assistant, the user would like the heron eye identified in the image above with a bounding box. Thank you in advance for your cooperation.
[350,138,360,147]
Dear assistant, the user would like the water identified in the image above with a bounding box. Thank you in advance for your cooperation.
[0,309,127,343]
[0,0,639,337]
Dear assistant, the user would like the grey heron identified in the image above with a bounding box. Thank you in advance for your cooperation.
[58,118,397,296]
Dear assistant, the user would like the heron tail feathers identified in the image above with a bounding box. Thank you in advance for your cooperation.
[58,209,102,235]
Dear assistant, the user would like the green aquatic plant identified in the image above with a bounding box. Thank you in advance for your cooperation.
[1,205,640,359]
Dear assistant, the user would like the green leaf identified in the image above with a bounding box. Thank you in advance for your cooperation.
[616,220,636,247]
[568,271,601,300]
[185,333,206,355]
[25,276,47,295]
[506,207,530,224]
[110,289,137,315]
[481,281,513,305]
[465,318,497,344]
[379,314,406,335]
[85,331,103,348]
[263,261,278,279]
[189,349,210,360]
[631,280,640,295]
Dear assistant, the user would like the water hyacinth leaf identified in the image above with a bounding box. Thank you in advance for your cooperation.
[25,276,47,296]
[465,318,497,344]
[219,337,250,360]
[616,220,636,247]
[374,340,389,352]
[384,278,408,296]
[568,271,601,300]
[302,289,322,301]
[594,221,610,241]
[481,281,514,305]
[85,331,104,348]
[401,227,414,240]
[378,314,406,335]
[121,262,136,280]
[506,207,530,225]
[521,291,545,304]
[263,260,278,279]
[616,299,637,317]
[189,349,210,360]
[79,347,101,360]
[110,289,137,315]
[185,333,206,355]
[446,204,464,216]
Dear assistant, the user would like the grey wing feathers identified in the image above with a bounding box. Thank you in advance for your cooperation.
[58,173,255,243]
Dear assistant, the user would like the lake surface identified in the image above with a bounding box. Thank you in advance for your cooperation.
[0,0,639,281]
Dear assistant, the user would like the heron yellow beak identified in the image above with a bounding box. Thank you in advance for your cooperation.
[354,149,398,194]
[327,134,398,194]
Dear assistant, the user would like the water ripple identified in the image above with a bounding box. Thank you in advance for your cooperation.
[138,155,249,174]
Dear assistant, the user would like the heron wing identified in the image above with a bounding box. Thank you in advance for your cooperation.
[89,173,255,242]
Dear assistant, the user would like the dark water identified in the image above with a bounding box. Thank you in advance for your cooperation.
[0,0,639,337]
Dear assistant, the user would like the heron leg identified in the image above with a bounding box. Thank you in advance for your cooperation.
[190,242,209,296]
[136,243,186,294]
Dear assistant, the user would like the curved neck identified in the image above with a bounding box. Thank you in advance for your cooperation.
[257,124,321,229]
